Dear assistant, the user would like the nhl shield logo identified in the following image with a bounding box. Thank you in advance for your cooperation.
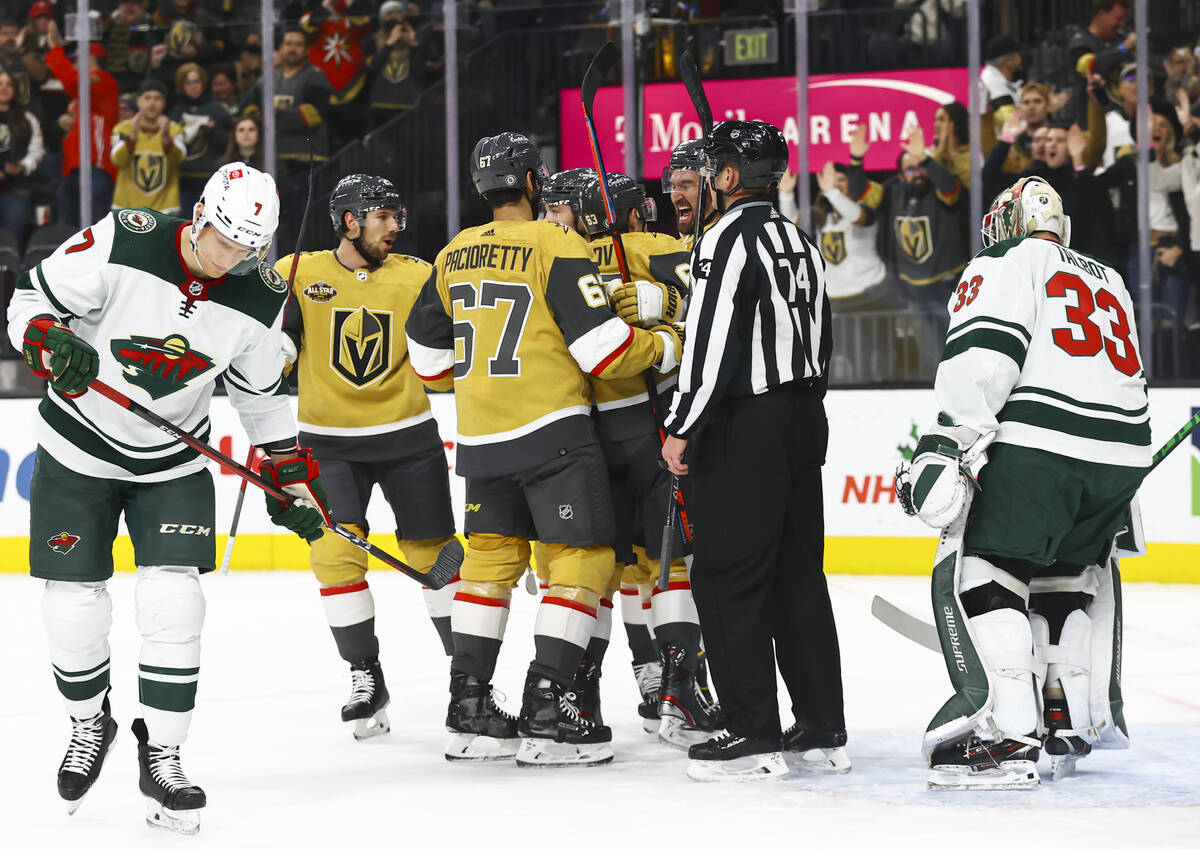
[302,281,339,303]
[821,231,847,266]
[895,215,933,264]
[331,307,392,388]
[110,334,216,400]
[558,504,574,520]
[47,532,81,555]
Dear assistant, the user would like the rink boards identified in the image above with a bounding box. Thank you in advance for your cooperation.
[0,388,1196,581]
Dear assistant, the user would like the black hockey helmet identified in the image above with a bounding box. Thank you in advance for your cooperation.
[543,168,655,237]
[329,174,406,236]
[700,120,789,190]
[661,137,706,192]
[470,132,549,200]
[602,171,656,234]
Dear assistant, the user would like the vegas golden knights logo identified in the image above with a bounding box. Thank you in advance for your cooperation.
[273,94,295,110]
[331,307,392,388]
[133,151,166,195]
[894,215,933,264]
[383,49,411,84]
[821,230,847,266]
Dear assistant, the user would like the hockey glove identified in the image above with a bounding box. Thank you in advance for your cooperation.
[652,323,685,373]
[259,449,334,543]
[22,318,100,396]
[895,416,994,529]
[613,280,686,327]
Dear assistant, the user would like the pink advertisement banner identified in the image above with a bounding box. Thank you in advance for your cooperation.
[559,67,970,178]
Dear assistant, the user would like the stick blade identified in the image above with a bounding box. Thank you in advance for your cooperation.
[678,51,712,134]
[870,595,941,653]
[582,41,619,117]
[424,537,464,590]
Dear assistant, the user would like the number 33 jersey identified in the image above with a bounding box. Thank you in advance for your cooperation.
[937,236,1150,468]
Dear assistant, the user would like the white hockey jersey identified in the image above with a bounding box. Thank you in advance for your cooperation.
[5,208,296,482]
[936,236,1151,468]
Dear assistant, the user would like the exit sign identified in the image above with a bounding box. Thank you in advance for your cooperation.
[724,28,778,66]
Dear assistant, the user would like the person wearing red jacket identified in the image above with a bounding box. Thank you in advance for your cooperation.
[45,37,118,228]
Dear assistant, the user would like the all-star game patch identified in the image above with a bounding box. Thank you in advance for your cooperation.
[117,209,157,233]
[47,532,81,555]
[302,280,338,302]
[260,263,287,293]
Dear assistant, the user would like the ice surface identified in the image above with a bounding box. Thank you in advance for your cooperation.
[2,571,1197,848]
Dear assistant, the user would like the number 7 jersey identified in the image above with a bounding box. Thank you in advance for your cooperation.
[937,236,1151,468]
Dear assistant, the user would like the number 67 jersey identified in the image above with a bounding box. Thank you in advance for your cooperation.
[937,236,1151,469]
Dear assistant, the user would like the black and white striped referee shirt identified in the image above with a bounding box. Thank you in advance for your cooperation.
[663,197,831,439]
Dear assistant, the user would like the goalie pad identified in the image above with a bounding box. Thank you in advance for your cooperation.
[1090,553,1129,749]
[923,490,1042,759]
[1113,494,1145,559]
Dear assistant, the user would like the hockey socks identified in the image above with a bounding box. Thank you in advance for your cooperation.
[401,535,460,656]
[319,580,380,663]
[529,587,598,686]
[450,581,511,683]
[618,582,657,664]
[43,581,113,720]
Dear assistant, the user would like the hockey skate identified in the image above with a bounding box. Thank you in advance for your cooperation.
[571,652,603,725]
[632,660,662,733]
[685,731,787,783]
[342,659,390,740]
[927,734,1041,791]
[516,674,613,768]
[1043,698,1091,781]
[444,673,521,762]
[133,718,206,835]
[57,691,118,814]
[782,725,851,774]
[657,644,722,750]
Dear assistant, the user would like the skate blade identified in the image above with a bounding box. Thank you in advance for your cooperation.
[145,799,201,835]
[1049,753,1082,781]
[658,715,718,751]
[444,732,521,762]
[686,752,788,783]
[350,709,390,740]
[63,735,116,815]
[515,738,614,768]
[641,717,659,734]
[784,745,852,775]
[927,760,1040,791]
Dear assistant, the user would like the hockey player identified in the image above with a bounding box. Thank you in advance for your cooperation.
[405,131,684,767]
[896,176,1149,790]
[541,168,720,749]
[6,162,333,832]
[662,138,719,247]
[278,174,458,740]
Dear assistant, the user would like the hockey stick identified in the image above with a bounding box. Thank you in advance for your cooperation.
[580,42,693,591]
[85,378,462,589]
[873,410,1200,649]
[219,445,256,575]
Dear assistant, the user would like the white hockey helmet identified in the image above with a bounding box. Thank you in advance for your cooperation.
[981,176,1070,248]
[192,162,280,274]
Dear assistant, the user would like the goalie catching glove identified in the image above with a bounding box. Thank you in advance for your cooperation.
[22,317,100,396]
[612,279,686,327]
[259,449,334,542]
[896,415,995,529]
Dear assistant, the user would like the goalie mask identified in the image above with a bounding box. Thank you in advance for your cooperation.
[192,162,279,275]
[981,176,1071,248]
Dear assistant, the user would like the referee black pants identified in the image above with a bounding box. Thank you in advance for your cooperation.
[688,384,846,742]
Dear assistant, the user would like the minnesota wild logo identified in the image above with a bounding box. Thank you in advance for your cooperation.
[331,307,392,388]
[47,531,81,555]
[110,334,215,400]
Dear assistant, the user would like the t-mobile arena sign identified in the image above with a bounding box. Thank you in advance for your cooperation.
[559,67,970,178]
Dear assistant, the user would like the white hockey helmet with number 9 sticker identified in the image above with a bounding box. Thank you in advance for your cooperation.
[192,162,280,274]
[981,176,1070,248]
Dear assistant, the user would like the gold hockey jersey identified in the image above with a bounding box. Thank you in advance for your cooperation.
[280,250,441,460]
[588,231,690,441]
[405,219,667,477]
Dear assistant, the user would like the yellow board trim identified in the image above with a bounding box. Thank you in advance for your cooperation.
[1,535,1196,583]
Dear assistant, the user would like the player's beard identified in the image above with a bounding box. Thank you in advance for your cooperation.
[353,232,392,266]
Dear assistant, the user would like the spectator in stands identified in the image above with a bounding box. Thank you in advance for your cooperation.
[110,77,186,215]
[367,3,425,128]
[103,0,155,94]
[118,92,137,125]
[148,1,224,93]
[1103,61,1146,167]
[864,126,969,375]
[1177,88,1200,373]
[1165,46,1198,107]
[980,33,1024,131]
[0,18,40,118]
[224,114,263,171]
[169,62,230,213]
[208,63,238,116]
[45,37,118,228]
[234,33,263,97]
[932,101,970,188]
[1069,0,1133,128]
[21,6,66,186]
[0,68,45,238]
[301,0,373,151]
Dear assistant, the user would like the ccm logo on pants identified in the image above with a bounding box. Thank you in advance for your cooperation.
[159,524,212,536]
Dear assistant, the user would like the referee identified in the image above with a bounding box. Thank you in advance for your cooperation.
[661,120,848,782]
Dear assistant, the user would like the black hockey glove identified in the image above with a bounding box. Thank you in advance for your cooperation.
[22,317,100,396]
[260,449,333,542]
